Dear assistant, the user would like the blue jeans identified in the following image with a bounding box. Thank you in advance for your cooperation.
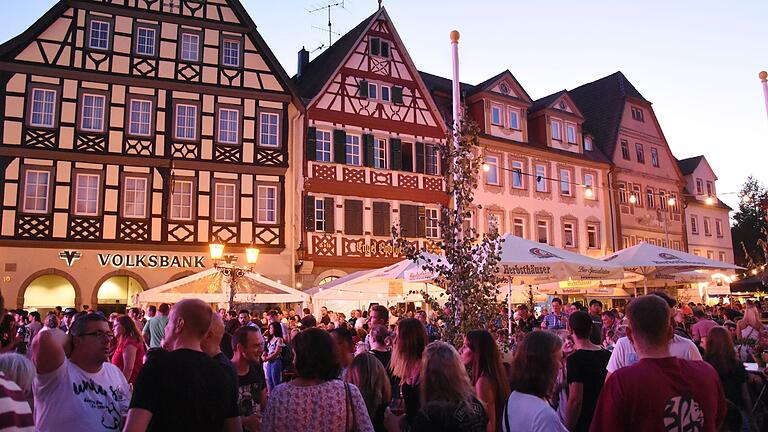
[266,358,283,391]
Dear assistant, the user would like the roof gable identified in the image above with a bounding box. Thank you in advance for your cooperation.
[530,91,584,119]
[473,70,533,104]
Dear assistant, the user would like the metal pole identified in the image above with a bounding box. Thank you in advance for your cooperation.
[507,277,512,342]
[760,71,768,121]
[450,31,461,222]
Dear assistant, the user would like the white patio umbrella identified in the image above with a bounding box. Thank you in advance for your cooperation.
[495,234,625,336]
[601,243,743,295]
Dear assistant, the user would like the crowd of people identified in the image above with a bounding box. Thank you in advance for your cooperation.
[0,292,762,431]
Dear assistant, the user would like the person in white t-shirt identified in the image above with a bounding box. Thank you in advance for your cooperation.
[605,291,702,380]
[31,313,131,432]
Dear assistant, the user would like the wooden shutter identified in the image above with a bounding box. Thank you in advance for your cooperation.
[415,142,425,174]
[324,197,335,233]
[304,195,315,232]
[306,127,317,161]
[400,204,417,237]
[369,38,380,56]
[359,80,369,98]
[363,134,374,167]
[417,206,426,237]
[401,142,413,172]
[389,138,402,171]
[333,129,346,164]
[344,200,363,235]
[392,86,403,104]
[372,202,391,236]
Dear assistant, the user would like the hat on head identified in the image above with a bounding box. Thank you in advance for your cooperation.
[63,307,77,316]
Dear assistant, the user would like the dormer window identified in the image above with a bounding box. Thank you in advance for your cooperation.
[631,106,645,122]
[491,104,503,126]
[508,107,519,129]
[369,37,390,58]
[565,123,577,144]
[551,120,562,141]
[584,136,593,151]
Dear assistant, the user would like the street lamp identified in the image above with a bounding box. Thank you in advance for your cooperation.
[209,240,260,310]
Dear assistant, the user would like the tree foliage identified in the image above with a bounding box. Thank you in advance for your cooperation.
[393,113,505,348]
[731,176,768,270]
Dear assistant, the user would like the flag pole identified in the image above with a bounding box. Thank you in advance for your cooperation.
[760,71,768,122]
[450,31,461,230]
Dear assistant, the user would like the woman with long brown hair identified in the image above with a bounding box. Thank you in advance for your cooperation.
[460,330,510,432]
[504,330,567,431]
[345,352,391,432]
[111,314,145,384]
[389,318,427,428]
[704,326,751,414]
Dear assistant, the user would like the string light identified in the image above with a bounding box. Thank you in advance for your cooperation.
[482,163,490,172]
[705,196,714,205]
[629,194,637,204]
[752,269,759,275]
[584,187,594,198]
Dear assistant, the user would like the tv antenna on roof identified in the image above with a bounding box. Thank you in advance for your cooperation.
[309,1,346,47]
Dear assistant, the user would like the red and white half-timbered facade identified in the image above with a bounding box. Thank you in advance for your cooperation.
[294,8,447,286]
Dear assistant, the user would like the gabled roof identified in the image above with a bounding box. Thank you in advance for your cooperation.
[677,156,705,176]
[569,71,649,159]
[418,70,475,97]
[0,0,68,58]
[529,90,567,113]
[292,10,379,102]
[471,70,533,104]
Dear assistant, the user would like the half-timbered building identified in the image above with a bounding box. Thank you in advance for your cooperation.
[293,8,447,287]
[0,0,301,312]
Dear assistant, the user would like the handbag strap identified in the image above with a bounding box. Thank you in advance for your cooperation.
[503,396,511,432]
[345,382,352,432]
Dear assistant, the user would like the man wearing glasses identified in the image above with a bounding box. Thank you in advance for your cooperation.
[32,313,131,431]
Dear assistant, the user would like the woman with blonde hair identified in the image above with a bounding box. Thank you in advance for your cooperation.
[345,352,391,432]
[735,305,763,361]
[389,318,427,428]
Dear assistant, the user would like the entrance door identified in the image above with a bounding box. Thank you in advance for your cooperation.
[97,276,144,315]
[23,275,76,314]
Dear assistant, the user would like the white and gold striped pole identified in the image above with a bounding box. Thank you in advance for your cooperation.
[760,71,768,121]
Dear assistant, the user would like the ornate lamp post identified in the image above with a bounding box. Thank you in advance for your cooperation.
[208,240,260,309]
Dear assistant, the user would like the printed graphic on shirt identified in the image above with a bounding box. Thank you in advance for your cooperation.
[72,378,129,430]
[663,396,703,431]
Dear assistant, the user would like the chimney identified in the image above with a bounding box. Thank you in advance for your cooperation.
[297,47,309,78]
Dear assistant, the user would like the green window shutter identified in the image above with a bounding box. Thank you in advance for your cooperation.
[333,129,346,164]
[369,38,380,56]
[415,142,425,174]
[306,126,317,161]
[392,86,403,104]
[400,204,417,238]
[359,80,369,98]
[363,134,374,167]
[401,142,413,172]
[389,138,402,171]
[304,195,315,232]
[324,197,335,233]
[372,202,391,236]
[344,200,363,235]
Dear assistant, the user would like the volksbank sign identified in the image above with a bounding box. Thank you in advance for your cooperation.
[59,250,206,269]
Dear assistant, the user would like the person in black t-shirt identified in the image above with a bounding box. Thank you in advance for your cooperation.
[202,314,238,389]
[588,299,604,345]
[124,299,241,432]
[231,325,267,432]
[564,311,611,432]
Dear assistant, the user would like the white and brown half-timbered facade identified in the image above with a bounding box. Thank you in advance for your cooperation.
[0,0,301,312]
[293,8,447,287]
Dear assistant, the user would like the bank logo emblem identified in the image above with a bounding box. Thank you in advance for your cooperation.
[59,250,82,267]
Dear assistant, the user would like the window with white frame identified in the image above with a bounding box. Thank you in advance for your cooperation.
[716,219,723,237]
[646,187,655,208]
[632,184,642,207]
[584,173,595,199]
[551,120,562,140]
[345,134,361,165]
[651,148,659,167]
[491,104,502,126]
[485,155,499,185]
[74,173,99,216]
[707,251,715,260]
[691,216,698,234]
[536,219,549,244]
[635,143,645,163]
[696,179,703,194]
[315,130,332,162]
[563,222,576,247]
[217,108,239,144]
[693,250,701,257]
[426,145,439,175]
[566,124,577,143]
[175,104,198,140]
[368,83,378,100]
[214,183,236,222]
[314,198,326,231]
[180,32,200,62]
[23,170,50,214]
[170,180,193,220]
[373,138,387,169]
[703,217,711,236]
[257,185,277,224]
[621,141,630,160]
[123,177,147,218]
[135,27,156,56]
[719,251,726,262]
[81,94,106,132]
[380,85,391,102]
[425,208,439,238]
[706,181,714,196]
[29,88,56,128]
[508,107,519,129]
[222,39,241,67]
[559,169,571,196]
[259,112,279,147]
[659,191,668,210]
[128,99,152,136]
[587,224,599,249]
[631,107,645,122]
[511,160,524,189]
[513,217,525,238]
[584,136,593,151]
[618,183,627,204]
[535,164,547,192]
[670,193,679,212]
[88,20,110,50]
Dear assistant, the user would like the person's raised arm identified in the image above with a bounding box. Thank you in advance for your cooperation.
[31,328,67,374]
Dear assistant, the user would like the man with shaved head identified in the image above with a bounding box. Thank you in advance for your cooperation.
[124,299,241,432]
[202,313,238,389]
